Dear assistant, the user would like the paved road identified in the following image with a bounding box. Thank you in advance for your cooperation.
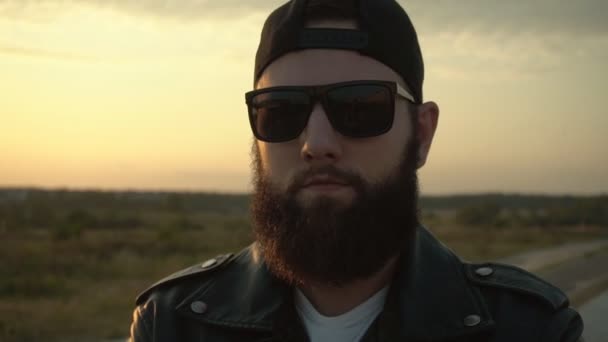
[579,289,608,342]
[499,240,608,341]
[536,252,608,296]
[536,251,608,342]
[499,239,608,272]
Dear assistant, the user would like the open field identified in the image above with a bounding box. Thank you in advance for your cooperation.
[1,189,607,341]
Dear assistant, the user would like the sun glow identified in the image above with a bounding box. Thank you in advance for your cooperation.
[1,2,607,194]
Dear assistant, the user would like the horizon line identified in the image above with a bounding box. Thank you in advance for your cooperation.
[1,185,606,198]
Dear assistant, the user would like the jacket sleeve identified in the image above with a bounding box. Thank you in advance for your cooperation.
[541,307,584,342]
[130,301,155,342]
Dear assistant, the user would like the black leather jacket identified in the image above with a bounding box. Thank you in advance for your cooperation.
[130,227,584,341]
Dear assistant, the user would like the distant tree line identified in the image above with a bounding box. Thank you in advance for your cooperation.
[420,193,608,211]
[1,189,606,235]
[0,188,250,215]
[452,196,608,228]
[0,188,251,238]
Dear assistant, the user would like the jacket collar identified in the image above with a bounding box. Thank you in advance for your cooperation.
[175,226,495,340]
[388,227,494,340]
[175,245,289,331]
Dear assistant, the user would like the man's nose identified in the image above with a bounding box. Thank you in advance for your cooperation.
[300,103,343,164]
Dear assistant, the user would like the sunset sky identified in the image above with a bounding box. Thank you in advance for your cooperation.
[1,0,607,194]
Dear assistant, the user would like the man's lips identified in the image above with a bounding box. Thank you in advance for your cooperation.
[302,176,349,188]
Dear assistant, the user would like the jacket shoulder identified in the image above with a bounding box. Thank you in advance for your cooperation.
[465,263,583,341]
[464,262,569,311]
[135,253,234,305]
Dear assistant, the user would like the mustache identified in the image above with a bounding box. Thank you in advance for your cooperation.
[286,165,367,195]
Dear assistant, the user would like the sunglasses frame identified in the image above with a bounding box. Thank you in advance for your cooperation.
[245,80,415,143]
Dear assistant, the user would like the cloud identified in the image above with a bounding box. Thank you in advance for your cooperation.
[0,42,95,60]
[1,0,606,79]
[402,0,608,37]
[397,1,608,80]
[1,0,606,36]
[0,0,281,22]
[421,29,586,81]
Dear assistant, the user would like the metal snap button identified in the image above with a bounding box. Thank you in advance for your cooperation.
[475,266,494,277]
[190,301,207,314]
[201,258,217,269]
[464,314,481,327]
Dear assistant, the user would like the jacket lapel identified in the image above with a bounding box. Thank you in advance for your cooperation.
[173,227,496,341]
[175,244,289,332]
[366,228,495,341]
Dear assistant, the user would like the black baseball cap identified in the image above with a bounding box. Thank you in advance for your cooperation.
[254,0,424,104]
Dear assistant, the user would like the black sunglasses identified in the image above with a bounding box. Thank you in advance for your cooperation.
[245,80,415,143]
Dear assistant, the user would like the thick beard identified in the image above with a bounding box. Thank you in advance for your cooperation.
[250,140,420,287]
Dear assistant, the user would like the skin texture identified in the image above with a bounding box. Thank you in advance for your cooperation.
[253,21,439,316]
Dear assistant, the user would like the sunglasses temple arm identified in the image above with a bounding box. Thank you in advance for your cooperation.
[396,83,415,103]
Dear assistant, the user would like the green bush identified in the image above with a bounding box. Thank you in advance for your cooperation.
[0,275,70,298]
[52,222,83,240]
[171,216,205,231]
[454,202,503,227]
[64,209,98,229]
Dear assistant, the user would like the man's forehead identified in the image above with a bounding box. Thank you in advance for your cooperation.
[256,48,407,90]
[256,19,361,89]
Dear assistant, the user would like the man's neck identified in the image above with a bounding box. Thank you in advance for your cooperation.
[297,256,399,317]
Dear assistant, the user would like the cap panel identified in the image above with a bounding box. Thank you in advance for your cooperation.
[360,0,424,102]
[254,0,424,103]
[254,0,306,85]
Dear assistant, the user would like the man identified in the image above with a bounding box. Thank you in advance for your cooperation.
[130,0,584,341]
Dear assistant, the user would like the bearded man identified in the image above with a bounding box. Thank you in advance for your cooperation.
[130,0,584,341]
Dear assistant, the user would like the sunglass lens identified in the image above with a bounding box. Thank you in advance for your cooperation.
[250,91,310,142]
[326,85,393,137]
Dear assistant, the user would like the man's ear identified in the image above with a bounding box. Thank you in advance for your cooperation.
[415,101,439,169]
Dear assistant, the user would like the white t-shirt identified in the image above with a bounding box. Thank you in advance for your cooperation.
[294,286,389,342]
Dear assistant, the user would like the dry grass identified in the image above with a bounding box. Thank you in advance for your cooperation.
[1,220,252,342]
[1,219,606,341]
